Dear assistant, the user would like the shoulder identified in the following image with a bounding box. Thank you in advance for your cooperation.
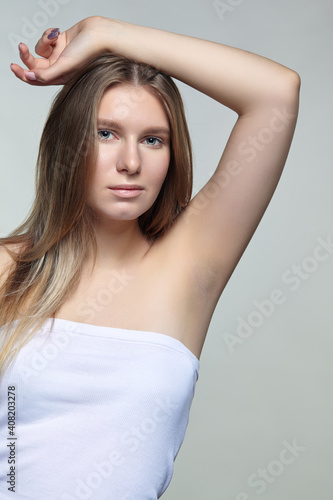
[0,245,16,267]
[0,244,20,287]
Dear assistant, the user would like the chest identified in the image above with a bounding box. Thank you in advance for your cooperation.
[56,258,192,340]
[0,319,199,498]
[55,242,215,360]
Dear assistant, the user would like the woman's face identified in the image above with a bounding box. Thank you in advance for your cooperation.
[88,83,171,225]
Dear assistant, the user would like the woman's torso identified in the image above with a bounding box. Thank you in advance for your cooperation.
[54,226,220,361]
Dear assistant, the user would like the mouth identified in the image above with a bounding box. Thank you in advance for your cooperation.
[108,185,144,198]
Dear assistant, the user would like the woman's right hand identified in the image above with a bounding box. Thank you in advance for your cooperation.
[10,16,118,86]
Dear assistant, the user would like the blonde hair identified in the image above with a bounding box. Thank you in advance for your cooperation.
[0,54,193,375]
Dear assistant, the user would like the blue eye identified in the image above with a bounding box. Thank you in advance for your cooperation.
[98,130,114,140]
[144,137,162,147]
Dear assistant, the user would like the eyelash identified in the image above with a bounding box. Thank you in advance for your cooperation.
[97,130,164,148]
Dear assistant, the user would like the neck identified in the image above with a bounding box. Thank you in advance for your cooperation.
[89,217,152,270]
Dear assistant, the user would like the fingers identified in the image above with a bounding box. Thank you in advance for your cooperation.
[30,58,77,85]
[10,63,45,86]
[10,20,99,86]
[10,62,67,86]
[11,27,66,86]
[35,28,60,58]
[18,43,37,70]
[12,40,51,85]
[10,55,76,86]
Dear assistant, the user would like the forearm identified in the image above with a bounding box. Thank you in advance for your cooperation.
[101,17,300,115]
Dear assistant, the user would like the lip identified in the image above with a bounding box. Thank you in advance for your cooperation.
[108,184,144,198]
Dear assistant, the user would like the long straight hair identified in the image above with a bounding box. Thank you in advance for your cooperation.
[0,54,193,375]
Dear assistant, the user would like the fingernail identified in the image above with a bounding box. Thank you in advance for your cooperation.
[51,28,60,33]
[18,43,22,52]
[26,71,37,81]
[48,31,59,40]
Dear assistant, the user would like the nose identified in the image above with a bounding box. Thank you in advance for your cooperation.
[116,139,142,174]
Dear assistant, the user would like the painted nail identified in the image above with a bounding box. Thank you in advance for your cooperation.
[51,28,60,33]
[48,31,59,40]
[26,71,37,81]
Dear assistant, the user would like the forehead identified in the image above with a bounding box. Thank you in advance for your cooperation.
[98,84,169,127]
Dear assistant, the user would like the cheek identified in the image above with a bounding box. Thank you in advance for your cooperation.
[151,152,170,188]
[156,164,170,188]
[90,149,113,185]
[95,149,114,173]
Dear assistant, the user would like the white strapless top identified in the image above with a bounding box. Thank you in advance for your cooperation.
[0,318,199,499]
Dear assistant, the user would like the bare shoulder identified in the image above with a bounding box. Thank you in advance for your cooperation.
[0,245,15,267]
[0,244,20,286]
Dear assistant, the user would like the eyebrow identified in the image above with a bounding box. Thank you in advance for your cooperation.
[97,119,170,137]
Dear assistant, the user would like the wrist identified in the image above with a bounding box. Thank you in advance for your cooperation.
[92,16,133,56]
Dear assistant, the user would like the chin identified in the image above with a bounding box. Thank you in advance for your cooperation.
[93,207,147,224]
[89,193,160,224]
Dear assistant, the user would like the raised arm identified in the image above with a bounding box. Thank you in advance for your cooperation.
[12,16,300,295]
[12,17,299,109]
[89,18,299,291]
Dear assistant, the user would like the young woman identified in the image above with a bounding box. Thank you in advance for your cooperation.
[0,16,300,499]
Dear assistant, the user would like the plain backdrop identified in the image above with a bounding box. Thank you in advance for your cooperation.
[1,1,332,499]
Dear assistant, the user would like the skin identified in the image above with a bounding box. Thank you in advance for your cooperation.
[90,83,170,238]
[4,17,300,360]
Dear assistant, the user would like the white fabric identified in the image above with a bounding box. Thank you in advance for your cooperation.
[0,318,199,499]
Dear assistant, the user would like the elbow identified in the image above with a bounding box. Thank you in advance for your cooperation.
[287,69,301,96]
[292,70,301,91]
[247,70,301,116]
[265,69,300,117]
[279,69,301,105]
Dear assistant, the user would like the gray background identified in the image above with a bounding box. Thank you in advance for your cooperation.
[1,1,332,499]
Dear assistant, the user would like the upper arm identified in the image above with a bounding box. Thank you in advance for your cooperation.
[167,75,300,295]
